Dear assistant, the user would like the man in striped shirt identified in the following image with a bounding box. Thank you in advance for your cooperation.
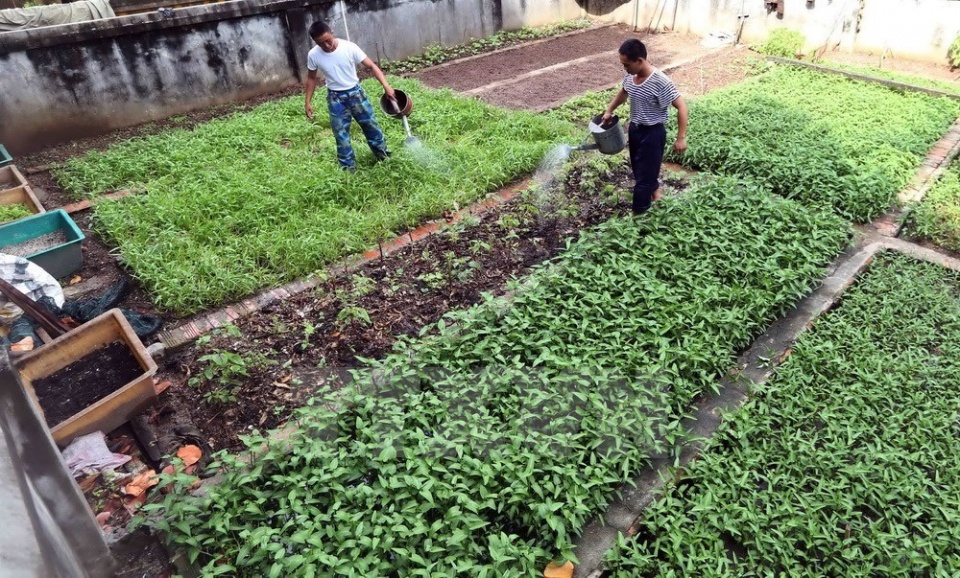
[601,39,688,215]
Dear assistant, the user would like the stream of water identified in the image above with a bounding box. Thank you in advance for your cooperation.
[534,144,575,185]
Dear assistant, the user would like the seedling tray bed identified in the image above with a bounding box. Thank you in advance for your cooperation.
[0,164,27,192]
[16,309,158,447]
[0,209,84,279]
[0,185,45,224]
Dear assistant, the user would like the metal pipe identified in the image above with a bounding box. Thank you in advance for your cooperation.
[633,0,641,31]
[340,0,350,42]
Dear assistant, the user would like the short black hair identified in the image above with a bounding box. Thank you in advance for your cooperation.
[619,38,647,61]
[309,21,332,40]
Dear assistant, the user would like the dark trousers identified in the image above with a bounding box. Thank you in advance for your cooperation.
[628,122,666,214]
[327,86,389,169]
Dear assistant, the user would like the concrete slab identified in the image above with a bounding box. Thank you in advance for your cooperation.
[0,432,47,578]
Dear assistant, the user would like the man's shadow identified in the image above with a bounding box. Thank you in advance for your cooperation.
[575,0,632,16]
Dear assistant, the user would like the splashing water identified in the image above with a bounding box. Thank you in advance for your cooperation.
[534,144,574,186]
[399,117,444,170]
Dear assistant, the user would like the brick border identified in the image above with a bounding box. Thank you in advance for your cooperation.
[868,117,960,237]
[155,179,531,351]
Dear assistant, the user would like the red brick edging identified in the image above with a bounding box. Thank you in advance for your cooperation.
[870,117,960,237]
[156,180,530,350]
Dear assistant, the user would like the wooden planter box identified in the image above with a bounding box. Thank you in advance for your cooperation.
[0,144,12,167]
[0,185,45,224]
[0,164,27,192]
[16,309,158,447]
[0,209,84,279]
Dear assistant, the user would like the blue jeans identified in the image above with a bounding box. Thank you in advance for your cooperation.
[628,122,666,214]
[326,86,389,169]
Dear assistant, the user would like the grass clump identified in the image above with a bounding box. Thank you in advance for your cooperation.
[0,203,33,224]
[904,161,960,251]
[145,178,849,577]
[55,78,572,315]
[755,28,806,58]
[605,251,960,576]
[670,64,960,222]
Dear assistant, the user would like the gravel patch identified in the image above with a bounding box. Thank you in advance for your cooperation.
[2,230,68,256]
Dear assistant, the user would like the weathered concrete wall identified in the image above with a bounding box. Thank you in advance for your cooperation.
[0,0,548,155]
[566,0,960,63]
[855,0,960,62]
[502,0,584,29]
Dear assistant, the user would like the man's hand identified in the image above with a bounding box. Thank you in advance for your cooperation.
[305,102,314,120]
[673,137,687,154]
[384,85,396,101]
[601,111,613,125]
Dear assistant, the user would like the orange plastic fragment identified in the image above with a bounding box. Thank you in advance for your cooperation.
[176,445,202,466]
[123,470,158,497]
[10,336,34,352]
[544,561,574,578]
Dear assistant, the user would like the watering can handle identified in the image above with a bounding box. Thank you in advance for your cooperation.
[388,97,401,115]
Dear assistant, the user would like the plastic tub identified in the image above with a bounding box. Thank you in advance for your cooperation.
[0,144,12,167]
[0,209,84,279]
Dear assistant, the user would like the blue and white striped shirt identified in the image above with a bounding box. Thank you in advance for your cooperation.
[622,69,680,126]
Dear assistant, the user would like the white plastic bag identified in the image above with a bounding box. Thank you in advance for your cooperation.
[0,252,65,325]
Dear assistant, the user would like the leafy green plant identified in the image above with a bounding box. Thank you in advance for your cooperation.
[335,305,371,328]
[755,28,806,58]
[950,33,960,68]
[664,64,960,222]
[903,161,960,251]
[146,177,849,576]
[381,19,591,75]
[56,78,574,315]
[0,204,32,224]
[605,251,960,576]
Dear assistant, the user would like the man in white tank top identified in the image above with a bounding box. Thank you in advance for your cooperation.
[601,39,688,215]
[304,20,395,172]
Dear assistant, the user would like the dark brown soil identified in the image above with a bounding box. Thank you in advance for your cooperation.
[418,27,714,111]
[32,341,144,427]
[669,47,764,97]
[415,24,640,92]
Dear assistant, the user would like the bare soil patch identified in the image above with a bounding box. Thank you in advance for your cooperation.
[418,27,714,111]
[415,24,637,92]
[32,342,144,428]
[818,50,960,87]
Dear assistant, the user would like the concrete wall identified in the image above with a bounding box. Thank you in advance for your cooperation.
[568,0,960,63]
[0,0,530,155]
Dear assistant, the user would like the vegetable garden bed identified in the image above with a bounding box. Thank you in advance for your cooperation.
[604,251,960,576]
[672,64,960,222]
[903,159,960,254]
[555,64,959,223]
[148,177,849,576]
[54,79,572,315]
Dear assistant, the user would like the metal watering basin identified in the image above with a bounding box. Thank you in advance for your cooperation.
[379,89,413,118]
[574,114,626,155]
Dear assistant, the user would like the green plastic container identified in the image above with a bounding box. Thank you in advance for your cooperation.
[0,209,84,279]
[0,145,11,168]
